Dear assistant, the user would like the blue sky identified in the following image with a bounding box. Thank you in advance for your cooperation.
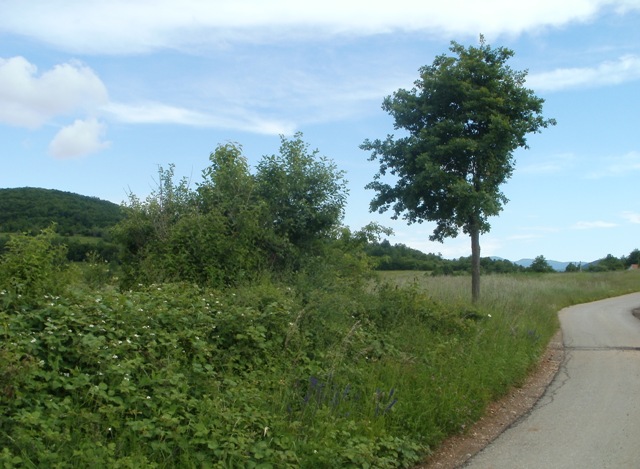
[1,1,639,263]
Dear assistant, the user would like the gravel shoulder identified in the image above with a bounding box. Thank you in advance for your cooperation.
[415,329,565,469]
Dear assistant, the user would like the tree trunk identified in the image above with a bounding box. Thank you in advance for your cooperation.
[470,225,481,304]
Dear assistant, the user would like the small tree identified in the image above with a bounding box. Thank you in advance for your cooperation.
[256,133,348,253]
[361,37,555,302]
[565,262,581,273]
[529,255,554,273]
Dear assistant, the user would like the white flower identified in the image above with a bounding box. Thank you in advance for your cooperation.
[487,314,492,318]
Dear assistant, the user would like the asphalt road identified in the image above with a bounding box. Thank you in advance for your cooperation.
[464,292,640,469]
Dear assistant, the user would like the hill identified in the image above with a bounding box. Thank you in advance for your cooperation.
[0,187,123,237]
[0,187,124,261]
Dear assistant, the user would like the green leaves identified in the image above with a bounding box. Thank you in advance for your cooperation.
[0,225,68,309]
[363,38,555,301]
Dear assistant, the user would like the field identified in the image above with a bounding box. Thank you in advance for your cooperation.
[2,265,639,467]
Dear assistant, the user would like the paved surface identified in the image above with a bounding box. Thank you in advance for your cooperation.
[464,292,640,469]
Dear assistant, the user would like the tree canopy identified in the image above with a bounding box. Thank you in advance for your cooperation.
[361,37,555,301]
[113,134,350,288]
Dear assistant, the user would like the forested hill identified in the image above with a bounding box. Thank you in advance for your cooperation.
[0,187,123,236]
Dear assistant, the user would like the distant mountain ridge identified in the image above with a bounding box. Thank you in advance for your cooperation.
[491,256,591,272]
[513,258,588,272]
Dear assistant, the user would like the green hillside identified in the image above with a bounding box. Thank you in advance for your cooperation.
[0,187,123,236]
[0,187,123,261]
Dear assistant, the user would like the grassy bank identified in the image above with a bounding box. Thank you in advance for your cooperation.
[2,271,638,467]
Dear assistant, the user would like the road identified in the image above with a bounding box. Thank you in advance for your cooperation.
[464,292,640,469]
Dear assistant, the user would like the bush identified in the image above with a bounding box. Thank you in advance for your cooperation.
[0,226,68,309]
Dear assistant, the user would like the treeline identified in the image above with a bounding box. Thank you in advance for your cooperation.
[366,240,525,274]
[367,241,640,274]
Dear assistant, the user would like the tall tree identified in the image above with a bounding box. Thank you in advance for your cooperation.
[361,37,555,302]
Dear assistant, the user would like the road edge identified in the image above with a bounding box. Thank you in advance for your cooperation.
[417,328,565,469]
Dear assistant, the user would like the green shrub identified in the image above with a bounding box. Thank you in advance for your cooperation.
[0,226,68,309]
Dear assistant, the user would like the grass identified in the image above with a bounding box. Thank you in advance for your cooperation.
[1,269,638,467]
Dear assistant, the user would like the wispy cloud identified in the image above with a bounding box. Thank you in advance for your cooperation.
[571,220,618,229]
[528,55,640,91]
[102,102,295,135]
[1,1,637,54]
[518,153,576,174]
[585,151,640,178]
[621,211,640,224]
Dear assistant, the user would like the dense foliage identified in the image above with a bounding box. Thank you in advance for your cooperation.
[113,134,349,289]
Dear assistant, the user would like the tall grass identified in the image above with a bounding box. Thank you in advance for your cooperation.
[2,270,638,467]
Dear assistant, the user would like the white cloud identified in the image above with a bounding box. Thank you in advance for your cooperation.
[102,101,295,135]
[1,0,637,54]
[571,220,618,229]
[0,56,108,128]
[528,55,640,91]
[49,118,111,159]
[622,211,640,224]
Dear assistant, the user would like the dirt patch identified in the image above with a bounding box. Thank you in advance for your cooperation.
[633,308,640,321]
[414,329,565,469]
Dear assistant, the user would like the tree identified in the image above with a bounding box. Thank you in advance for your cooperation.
[565,262,581,273]
[623,248,640,268]
[256,133,348,254]
[529,255,554,273]
[361,37,555,302]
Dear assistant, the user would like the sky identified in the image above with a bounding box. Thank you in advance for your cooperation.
[1,1,640,263]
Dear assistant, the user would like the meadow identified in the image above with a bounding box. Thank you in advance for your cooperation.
[2,240,639,468]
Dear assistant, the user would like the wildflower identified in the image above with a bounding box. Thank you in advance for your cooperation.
[95,298,101,303]
[263,426,269,437]
[30,338,37,343]
[487,314,492,318]
[146,396,151,399]
[112,354,118,359]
